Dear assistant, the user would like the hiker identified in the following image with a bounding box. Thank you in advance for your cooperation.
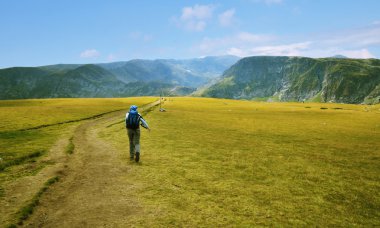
[125,105,150,162]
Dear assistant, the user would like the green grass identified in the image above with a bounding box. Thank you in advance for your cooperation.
[0,97,155,172]
[0,150,44,171]
[0,97,156,131]
[0,98,155,184]
[16,176,60,225]
[65,136,75,154]
[102,97,380,226]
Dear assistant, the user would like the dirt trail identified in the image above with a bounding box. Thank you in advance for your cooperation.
[23,101,159,227]
[0,135,72,227]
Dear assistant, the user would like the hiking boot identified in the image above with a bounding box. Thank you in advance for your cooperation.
[130,156,134,161]
[135,152,140,162]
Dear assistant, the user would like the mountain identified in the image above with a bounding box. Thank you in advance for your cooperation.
[200,56,380,104]
[98,55,240,87]
[39,64,82,73]
[2,55,379,104]
[0,67,52,99]
[329,55,348,59]
[0,65,125,99]
[0,56,240,99]
[0,64,190,99]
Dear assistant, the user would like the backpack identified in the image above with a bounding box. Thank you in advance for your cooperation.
[126,112,141,129]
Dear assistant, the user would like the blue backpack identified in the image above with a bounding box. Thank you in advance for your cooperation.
[126,112,141,129]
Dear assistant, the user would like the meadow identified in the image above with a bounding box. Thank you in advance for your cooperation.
[0,97,155,226]
[102,97,380,226]
[0,97,155,168]
[1,97,379,226]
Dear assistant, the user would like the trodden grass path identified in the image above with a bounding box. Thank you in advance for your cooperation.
[23,101,159,227]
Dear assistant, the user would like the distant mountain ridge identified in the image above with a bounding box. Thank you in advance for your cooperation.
[0,56,240,99]
[200,56,380,104]
[99,55,240,87]
[1,55,379,104]
[329,55,348,59]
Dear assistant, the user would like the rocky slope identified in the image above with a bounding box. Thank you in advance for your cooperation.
[201,56,380,104]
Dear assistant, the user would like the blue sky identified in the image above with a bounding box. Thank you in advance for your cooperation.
[0,0,379,68]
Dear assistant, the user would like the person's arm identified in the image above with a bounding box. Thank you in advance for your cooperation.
[125,112,129,128]
[140,116,150,130]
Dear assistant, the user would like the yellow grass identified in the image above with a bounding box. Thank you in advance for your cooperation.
[0,97,156,131]
[102,97,380,226]
[0,97,155,176]
[1,97,379,226]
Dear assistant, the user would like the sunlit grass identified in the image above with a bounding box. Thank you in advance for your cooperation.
[1,96,379,226]
[0,97,155,178]
[0,97,157,227]
[102,97,380,226]
[0,97,155,131]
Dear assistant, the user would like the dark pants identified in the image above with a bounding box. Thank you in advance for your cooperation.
[127,128,140,158]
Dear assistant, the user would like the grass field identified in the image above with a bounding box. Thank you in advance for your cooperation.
[0,97,155,168]
[0,97,155,226]
[1,97,379,226]
[102,97,380,226]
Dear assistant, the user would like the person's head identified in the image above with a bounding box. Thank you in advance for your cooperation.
[130,105,138,113]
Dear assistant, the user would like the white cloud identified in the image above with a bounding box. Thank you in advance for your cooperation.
[340,49,375,59]
[252,42,311,56]
[227,42,311,57]
[226,47,246,57]
[196,32,276,55]
[185,20,207,31]
[192,21,379,59]
[225,41,376,59]
[174,4,215,31]
[80,49,100,58]
[300,24,380,58]
[289,44,376,59]
[322,25,380,47]
[181,4,214,20]
[218,9,235,27]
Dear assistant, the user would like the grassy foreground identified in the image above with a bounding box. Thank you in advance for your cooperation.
[102,97,380,226]
[0,97,156,226]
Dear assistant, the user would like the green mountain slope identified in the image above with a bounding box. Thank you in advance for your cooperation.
[0,67,52,99]
[0,56,240,99]
[201,56,380,104]
[0,65,175,99]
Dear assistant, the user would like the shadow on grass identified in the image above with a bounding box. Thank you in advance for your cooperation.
[0,150,45,172]
[65,136,75,154]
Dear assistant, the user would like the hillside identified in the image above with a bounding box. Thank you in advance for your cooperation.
[0,56,239,99]
[201,56,380,104]
[1,55,379,104]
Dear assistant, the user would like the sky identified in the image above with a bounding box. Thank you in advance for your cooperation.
[0,0,379,68]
